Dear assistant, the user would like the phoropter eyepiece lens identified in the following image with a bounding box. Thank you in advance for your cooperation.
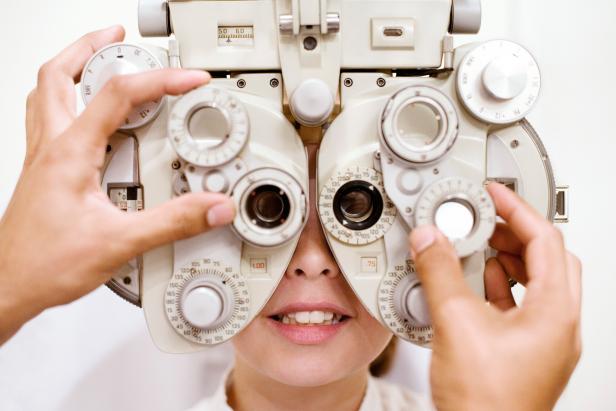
[339,190,374,223]
[333,181,384,231]
[245,185,291,229]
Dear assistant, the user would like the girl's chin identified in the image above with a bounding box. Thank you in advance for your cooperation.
[262,356,355,387]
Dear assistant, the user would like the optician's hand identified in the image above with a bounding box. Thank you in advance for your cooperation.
[0,26,236,345]
[409,182,582,411]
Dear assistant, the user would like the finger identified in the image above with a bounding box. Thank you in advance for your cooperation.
[121,193,235,256]
[70,69,210,151]
[566,252,582,314]
[36,26,126,138]
[496,251,529,286]
[487,182,569,306]
[409,225,476,324]
[484,258,516,311]
[487,182,554,245]
[25,89,40,164]
[489,222,524,255]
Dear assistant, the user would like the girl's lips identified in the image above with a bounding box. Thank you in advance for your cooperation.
[266,317,349,345]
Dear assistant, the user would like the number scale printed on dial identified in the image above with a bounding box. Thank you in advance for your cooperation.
[165,259,250,345]
[81,44,164,129]
[378,261,433,344]
[319,167,397,245]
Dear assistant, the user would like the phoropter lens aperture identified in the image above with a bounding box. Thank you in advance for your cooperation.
[333,181,384,231]
[246,185,291,229]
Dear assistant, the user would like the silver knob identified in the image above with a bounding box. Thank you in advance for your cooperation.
[181,285,224,329]
[482,56,529,100]
[138,0,171,37]
[450,0,482,34]
[405,285,431,327]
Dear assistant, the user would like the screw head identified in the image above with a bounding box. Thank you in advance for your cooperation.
[172,160,181,170]
[377,78,387,87]
[237,79,247,88]
[270,78,280,88]
[303,36,318,51]
[343,78,353,87]
[510,139,520,149]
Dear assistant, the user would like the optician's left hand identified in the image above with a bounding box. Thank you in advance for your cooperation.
[0,26,236,345]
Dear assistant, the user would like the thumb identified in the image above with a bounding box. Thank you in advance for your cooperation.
[409,225,475,323]
[122,193,236,255]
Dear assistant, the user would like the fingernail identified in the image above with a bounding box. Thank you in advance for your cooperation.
[207,201,235,228]
[410,225,437,260]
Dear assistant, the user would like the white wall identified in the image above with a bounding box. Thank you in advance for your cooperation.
[0,1,614,410]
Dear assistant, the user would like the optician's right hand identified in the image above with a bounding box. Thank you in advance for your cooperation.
[409,183,582,411]
[0,26,236,345]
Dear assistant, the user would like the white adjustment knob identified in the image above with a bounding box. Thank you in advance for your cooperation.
[457,40,541,125]
[138,0,171,37]
[290,78,334,127]
[181,286,223,329]
[405,285,431,327]
[482,56,529,100]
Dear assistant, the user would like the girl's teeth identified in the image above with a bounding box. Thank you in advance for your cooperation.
[277,311,345,325]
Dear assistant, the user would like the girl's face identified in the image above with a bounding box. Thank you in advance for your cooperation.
[232,145,392,387]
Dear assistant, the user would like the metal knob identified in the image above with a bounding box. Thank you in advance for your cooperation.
[289,78,334,127]
[450,0,482,34]
[405,284,431,327]
[138,0,171,37]
[181,286,224,329]
[482,56,529,101]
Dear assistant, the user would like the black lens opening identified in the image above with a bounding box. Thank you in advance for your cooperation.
[333,180,384,231]
[245,185,291,229]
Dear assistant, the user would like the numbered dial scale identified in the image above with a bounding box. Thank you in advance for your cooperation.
[168,87,250,168]
[81,43,164,129]
[378,261,433,344]
[165,259,250,345]
[457,40,541,125]
[319,167,397,245]
[414,177,496,258]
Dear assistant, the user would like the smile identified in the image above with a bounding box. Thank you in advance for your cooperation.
[270,311,349,326]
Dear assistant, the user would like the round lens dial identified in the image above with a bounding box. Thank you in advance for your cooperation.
[381,86,459,164]
[81,43,164,130]
[169,87,249,168]
[232,168,307,248]
[457,40,541,125]
[319,167,396,245]
[165,258,250,345]
[414,177,496,258]
[377,261,433,344]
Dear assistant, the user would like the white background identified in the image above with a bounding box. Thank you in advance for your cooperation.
[0,0,614,410]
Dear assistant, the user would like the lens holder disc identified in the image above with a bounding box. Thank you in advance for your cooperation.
[231,168,307,248]
[380,86,459,164]
[414,177,495,257]
[169,87,249,167]
[319,167,397,245]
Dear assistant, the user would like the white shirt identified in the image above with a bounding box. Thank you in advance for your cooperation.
[185,369,434,411]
